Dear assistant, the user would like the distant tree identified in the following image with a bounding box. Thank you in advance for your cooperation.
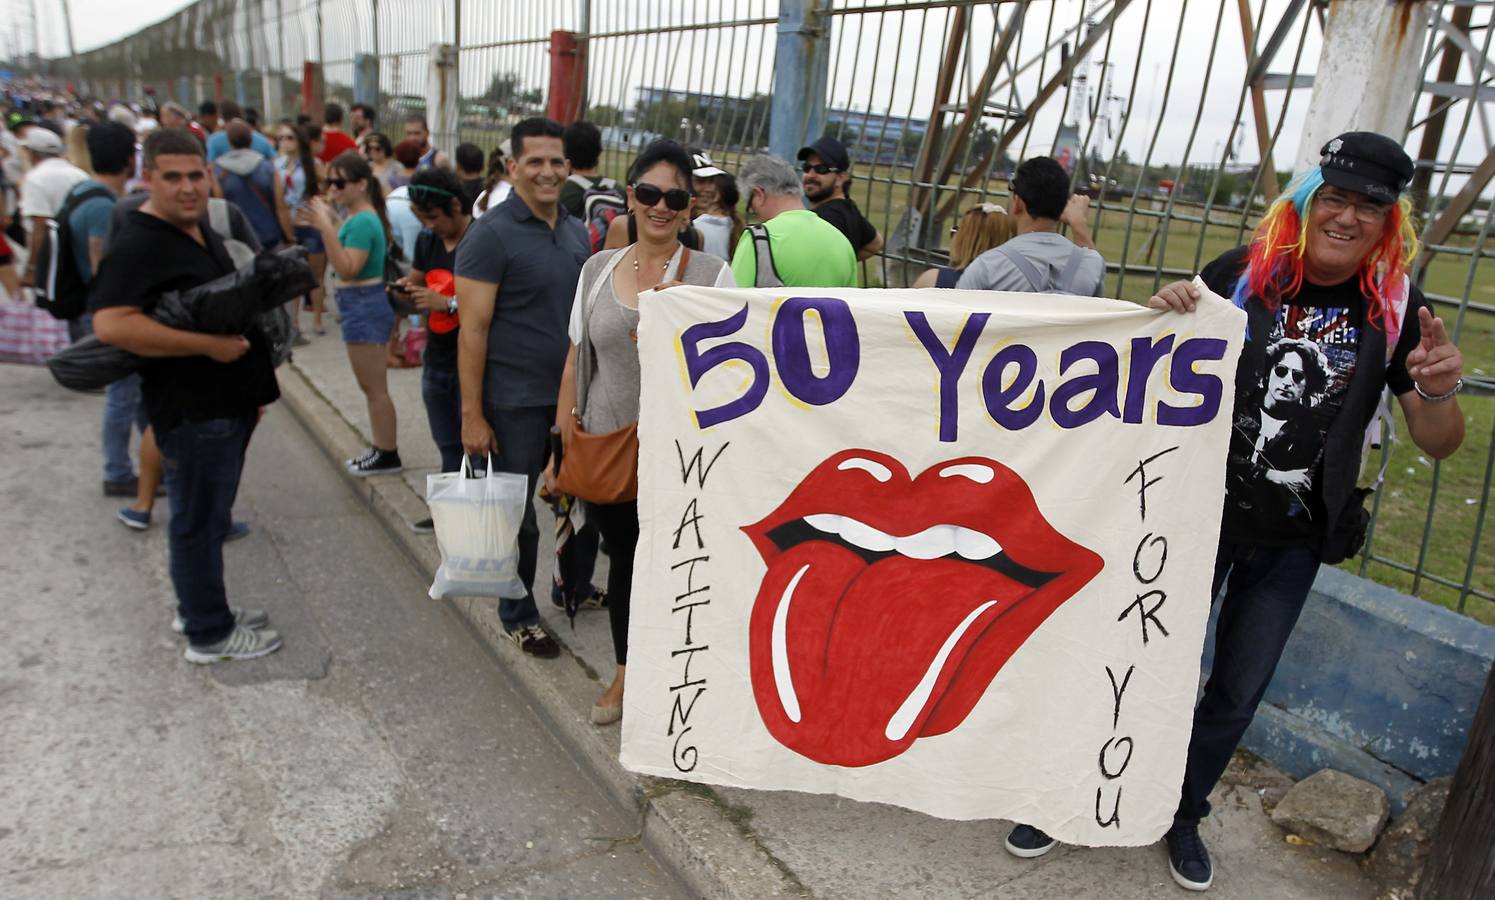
[483,72,542,115]
[588,104,623,126]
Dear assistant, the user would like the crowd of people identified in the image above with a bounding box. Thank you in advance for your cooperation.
[0,78,1470,893]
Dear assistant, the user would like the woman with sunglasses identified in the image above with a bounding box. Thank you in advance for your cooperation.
[277,122,329,334]
[913,202,1017,288]
[296,150,404,476]
[601,168,704,252]
[360,132,397,190]
[545,140,734,727]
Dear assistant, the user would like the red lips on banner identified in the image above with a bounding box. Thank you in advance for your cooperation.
[743,449,1103,767]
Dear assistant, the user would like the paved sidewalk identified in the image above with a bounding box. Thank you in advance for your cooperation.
[284,327,1379,899]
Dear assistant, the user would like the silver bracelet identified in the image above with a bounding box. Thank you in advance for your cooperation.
[1413,378,1463,403]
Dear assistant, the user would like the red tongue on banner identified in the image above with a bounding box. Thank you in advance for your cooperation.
[749,543,1041,767]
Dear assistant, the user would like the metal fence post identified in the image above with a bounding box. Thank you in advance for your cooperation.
[1292,0,1429,172]
[354,53,379,107]
[769,0,830,162]
[427,43,460,156]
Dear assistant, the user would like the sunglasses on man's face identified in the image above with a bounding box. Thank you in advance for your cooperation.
[632,182,692,211]
[802,163,842,175]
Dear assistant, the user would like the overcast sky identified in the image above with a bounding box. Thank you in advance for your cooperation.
[12,0,1492,184]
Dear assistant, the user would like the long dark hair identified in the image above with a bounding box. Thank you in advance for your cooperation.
[287,122,320,198]
[330,149,391,244]
[477,145,507,214]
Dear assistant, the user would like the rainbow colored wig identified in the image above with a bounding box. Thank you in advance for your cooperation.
[1233,167,1421,333]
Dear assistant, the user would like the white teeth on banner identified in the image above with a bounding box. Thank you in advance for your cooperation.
[802,516,1003,561]
[895,525,957,559]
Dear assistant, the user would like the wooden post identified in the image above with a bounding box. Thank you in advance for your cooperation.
[1417,660,1495,899]
[1235,0,1280,202]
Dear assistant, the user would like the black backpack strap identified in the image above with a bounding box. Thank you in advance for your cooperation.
[748,224,783,288]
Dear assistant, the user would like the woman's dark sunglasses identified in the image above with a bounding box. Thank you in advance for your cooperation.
[326,177,348,189]
[632,182,692,211]
[802,162,842,175]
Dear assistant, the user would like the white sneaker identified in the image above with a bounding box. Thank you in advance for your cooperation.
[184,625,283,664]
[173,607,269,635]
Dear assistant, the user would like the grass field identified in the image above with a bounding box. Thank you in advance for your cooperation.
[585,146,1495,621]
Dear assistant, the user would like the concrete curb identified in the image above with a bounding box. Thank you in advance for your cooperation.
[276,363,805,900]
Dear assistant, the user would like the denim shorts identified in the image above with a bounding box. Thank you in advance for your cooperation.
[294,225,325,254]
[337,283,395,344]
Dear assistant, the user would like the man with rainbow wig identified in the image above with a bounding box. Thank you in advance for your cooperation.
[1003,131,1466,891]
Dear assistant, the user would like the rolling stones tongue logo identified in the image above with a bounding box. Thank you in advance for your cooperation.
[742,450,1103,767]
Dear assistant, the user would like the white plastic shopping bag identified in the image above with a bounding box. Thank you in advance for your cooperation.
[427,455,528,599]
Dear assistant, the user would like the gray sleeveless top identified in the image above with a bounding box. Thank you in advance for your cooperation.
[575,246,729,434]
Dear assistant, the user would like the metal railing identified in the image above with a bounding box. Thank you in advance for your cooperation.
[42,0,1495,618]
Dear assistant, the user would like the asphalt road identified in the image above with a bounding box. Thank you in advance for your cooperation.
[0,365,684,899]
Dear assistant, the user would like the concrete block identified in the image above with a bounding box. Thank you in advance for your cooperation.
[1202,563,1495,809]
[1271,770,1390,853]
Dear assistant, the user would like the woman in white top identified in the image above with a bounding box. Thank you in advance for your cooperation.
[546,140,734,727]
[688,149,743,261]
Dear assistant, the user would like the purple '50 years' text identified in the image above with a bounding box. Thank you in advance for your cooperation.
[678,299,1227,440]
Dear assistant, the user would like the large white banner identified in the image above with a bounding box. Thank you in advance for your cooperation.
[620,284,1244,846]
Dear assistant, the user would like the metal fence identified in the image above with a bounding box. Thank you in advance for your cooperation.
[49,0,1495,618]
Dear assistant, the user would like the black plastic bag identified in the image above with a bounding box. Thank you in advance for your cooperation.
[46,247,314,392]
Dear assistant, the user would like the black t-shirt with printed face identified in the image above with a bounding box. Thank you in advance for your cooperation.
[90,210,279,433]
[412,228,460,369]
[1201,247,1421,545]
[813,197,878,254]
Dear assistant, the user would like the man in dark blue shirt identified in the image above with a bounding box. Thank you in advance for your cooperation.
[455,117,591,658]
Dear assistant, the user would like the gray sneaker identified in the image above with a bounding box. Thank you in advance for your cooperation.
[184,625,283,664]
[173,607,269,635]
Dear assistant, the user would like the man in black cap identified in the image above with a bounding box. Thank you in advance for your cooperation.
[1004,130,1467,892]
[798,135,883,261]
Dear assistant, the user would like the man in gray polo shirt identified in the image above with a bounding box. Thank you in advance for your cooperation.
[956,156,1106,296]
[455,117,591,659]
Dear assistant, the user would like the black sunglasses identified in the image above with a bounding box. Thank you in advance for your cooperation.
[408,184,456,200]
[802,162,843,175]
[632,182,692,211]
[326,176,348,189]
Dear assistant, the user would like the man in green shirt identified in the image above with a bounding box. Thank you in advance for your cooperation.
[731,154,857,288]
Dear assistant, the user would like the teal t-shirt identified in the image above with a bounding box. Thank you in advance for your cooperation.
[338,210,386,280]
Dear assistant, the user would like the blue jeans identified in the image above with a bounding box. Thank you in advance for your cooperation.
[480,403,553,632]
[102,373,147,483]
[157,415,257,646]
[1174,541,1320,826]
[421,364,463,474]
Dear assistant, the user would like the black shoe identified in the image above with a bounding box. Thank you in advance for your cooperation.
[103,477,139,497]
[1004,823,1056,858]
[346,448,403,477]
[411,517,434,534]
[1165,823,1213,891]
[506,624,560,659]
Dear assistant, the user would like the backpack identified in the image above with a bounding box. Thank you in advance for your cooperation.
[206,198,258,269]
[33,183,114,320]
[747,224,784,288]
[570,174,627,254]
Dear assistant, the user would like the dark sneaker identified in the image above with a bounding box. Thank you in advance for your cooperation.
[1004,823,1057,858]
[411,517,434,534]
[117,507,151,530]
[225,521,251,542]
[183,624,283,664]
[506,624,560,659]
[1165,824,1213,891]
[103,477,139,497]
[346,448,403,477]
[579,589,609,610]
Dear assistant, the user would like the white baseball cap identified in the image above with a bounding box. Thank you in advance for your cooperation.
[21,126,63,155]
